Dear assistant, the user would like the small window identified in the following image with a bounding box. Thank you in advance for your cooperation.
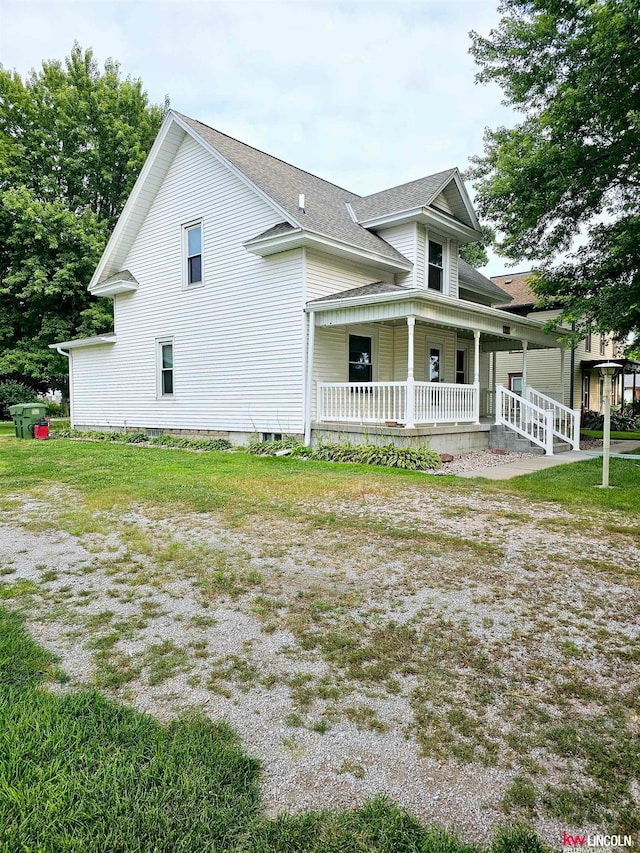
[428,347,442,382]
[348,334,372,383]
[159,340,174,396]
[585,331,592,352]
[428,240,443,292]
[455,348,466,384]
[509,373,523,395]
[599,335,606,356]
[184,222,203,286]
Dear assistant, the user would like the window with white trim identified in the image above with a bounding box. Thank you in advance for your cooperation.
[348,334,373,383]
[158,339,174,396]
[184,221,203,286]
[428,240,444,292]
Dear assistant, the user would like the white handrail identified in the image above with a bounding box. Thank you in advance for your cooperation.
[524,387,581,450]
[496,384,554,455]
[317,381,479,426]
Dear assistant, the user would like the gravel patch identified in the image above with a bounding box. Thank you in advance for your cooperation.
[1,484,638,846]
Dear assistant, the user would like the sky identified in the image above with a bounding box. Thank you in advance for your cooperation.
[0,0,523,275]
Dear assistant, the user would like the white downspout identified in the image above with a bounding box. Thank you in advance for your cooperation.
[304,311,315,446]
[55,346,74,429]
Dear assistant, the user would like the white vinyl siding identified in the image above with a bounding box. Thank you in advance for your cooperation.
[372,223,416,288]
[311,323,393,418]
[72,133,305,434]
[392,324,457,383]
[305,251,390,301]
[448,240,459,298]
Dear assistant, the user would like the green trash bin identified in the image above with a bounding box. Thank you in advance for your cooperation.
[8,403,48,439]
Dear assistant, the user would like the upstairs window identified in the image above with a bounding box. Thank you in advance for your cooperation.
[599,334,606,356]
[184,221,203,286]
[585,331,592,352]
[428,240,444,292]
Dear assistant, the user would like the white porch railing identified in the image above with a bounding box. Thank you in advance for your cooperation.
[318,382,407,423]
[414,381,477,423]
[496,384,554,455]
[524,387,581,450]
[317,381,478,425]
[481,389,495,418]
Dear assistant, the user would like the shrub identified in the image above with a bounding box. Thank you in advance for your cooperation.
[0,381,40,420]
[49,428,232,452]
[45,401,65,417]
[246,438,442,471]
[581,409,640,431]
[246,436,305,456]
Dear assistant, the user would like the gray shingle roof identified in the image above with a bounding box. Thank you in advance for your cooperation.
[177,113,410,266]
[307,281,409,305]
[458,259,512,302]
[350,169,456,222]
[100,269,138,287]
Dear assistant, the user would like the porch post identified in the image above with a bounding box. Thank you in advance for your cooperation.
[406,316,416,428]
[304,311,315,446]
[473,330,481,424]
[559,347,565,405]
[522,340,528,394]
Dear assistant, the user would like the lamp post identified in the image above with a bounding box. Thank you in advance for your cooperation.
[595,362,620,488]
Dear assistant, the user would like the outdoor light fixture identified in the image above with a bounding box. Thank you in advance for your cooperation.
[595,361,620,488]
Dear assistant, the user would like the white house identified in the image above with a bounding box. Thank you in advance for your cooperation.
[51,111,579,454]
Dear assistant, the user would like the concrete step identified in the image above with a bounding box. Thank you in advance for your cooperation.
[489,424,573,455]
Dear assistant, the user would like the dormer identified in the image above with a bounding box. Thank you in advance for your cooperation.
[350,169,482,298]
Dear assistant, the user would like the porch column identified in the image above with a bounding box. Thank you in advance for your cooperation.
[473,330,481,424]
[521,340,528,394]
[303,311,315,446]
[406,316,416,429]
[559,347,565,405]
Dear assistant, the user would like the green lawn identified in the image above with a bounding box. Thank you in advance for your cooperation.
[0,418,70,436]
[0,606,543,852]
[581,428,640,441]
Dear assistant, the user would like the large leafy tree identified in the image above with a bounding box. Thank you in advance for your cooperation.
[0,44,165,392]
[468,0,640,344]
[459,224,496,268]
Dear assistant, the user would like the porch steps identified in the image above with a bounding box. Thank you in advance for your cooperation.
[489,424,572,455]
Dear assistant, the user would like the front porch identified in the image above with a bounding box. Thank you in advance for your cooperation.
[304,285,575,453]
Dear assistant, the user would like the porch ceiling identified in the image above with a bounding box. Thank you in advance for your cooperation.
[308,289,564,350]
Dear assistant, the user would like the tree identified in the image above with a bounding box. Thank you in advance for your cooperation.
[459,224,496,268]
[0,44,166,391]
[468,0,640,345]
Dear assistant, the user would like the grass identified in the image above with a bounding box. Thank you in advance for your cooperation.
[581,429,640,441]
[0,606,550,852]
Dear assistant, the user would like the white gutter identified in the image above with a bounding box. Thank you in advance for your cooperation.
[306,287,568,342]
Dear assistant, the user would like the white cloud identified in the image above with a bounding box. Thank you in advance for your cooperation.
[1,0,517,273]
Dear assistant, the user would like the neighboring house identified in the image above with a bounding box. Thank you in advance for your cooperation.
[491,271,640,412]
[51,111,572,454]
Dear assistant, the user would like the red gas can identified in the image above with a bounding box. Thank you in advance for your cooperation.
[33,418,50,440]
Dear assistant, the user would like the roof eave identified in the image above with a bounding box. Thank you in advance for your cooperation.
[89,279,139,298]
[360,206,482,243]
[49,334,117,351]
[244,229,413,274]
